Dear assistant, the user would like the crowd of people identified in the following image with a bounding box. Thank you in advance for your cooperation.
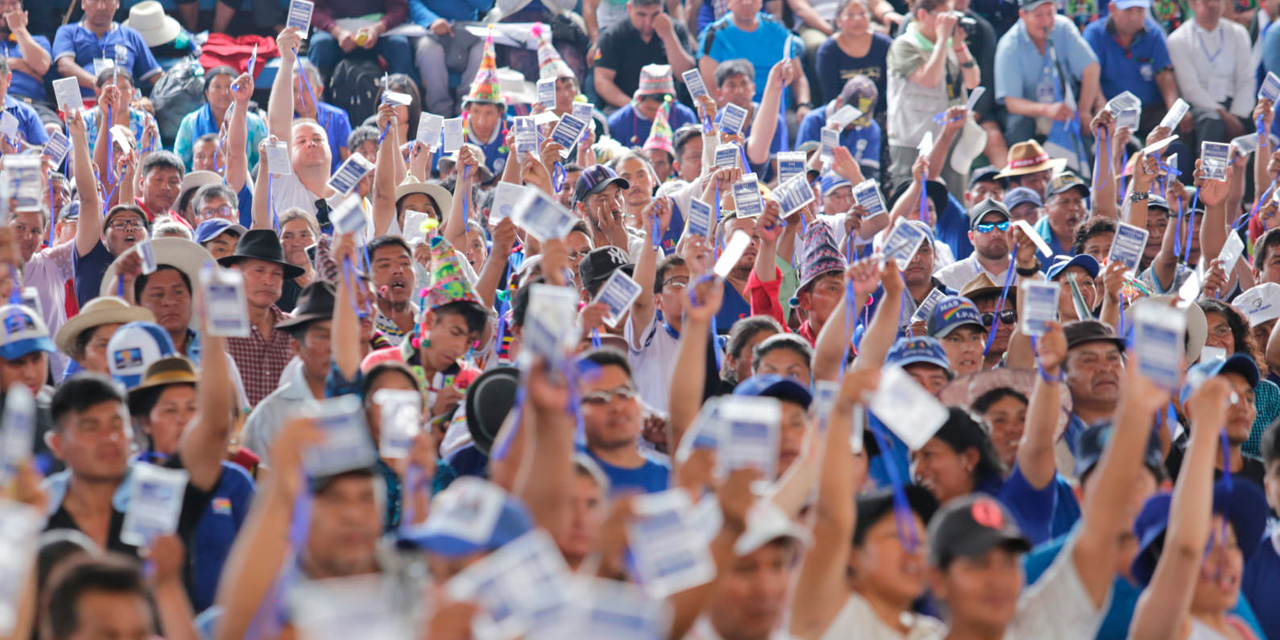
[4,0,1280,638]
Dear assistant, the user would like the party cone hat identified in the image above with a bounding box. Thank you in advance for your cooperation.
[464,27,504,105]
[534,22,574,81]
[643,102,674,154]
[423,236,483,310]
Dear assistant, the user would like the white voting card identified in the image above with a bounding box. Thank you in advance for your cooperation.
[714,230,751,278]
[868,365,948,450]
[592,269,644,328]
[1020,279,1059,337]
[1106,222,1149,276]
[120,462,189,547]
[287,0,314,37]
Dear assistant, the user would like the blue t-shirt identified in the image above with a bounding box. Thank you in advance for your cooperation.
[0,36,52,102]
[795,104,882,171]
[977,466,1057,545]
[73,240,115,307]
[584,448,670,495]
[814,34,892,114]
[1242,530,1280,640]
[714,282,752,333]
[3,96,50,146]
[698,13,803,104]
[1027,528,1267,640]
[1082,17,1171,106]
[52,22,162,98]
[296,102,353,174]
[936,192,974,261]
[994,15,1099,106]
[431,119,508,178]
[191,462,255,612]
[607,102,699,148]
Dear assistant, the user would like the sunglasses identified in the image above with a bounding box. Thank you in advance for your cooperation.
[581,385,639,405]
[975,221,1010,233]
[981,309,1017,327]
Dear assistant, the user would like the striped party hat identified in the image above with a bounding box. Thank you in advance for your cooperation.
[636,64,675,98]
[643,101,674,154]
[464,27,504,105]
[424,236,483,310]
[534,22,574,81]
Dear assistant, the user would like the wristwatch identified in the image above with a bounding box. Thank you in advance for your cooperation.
[1016,260,1041,277]
[1130,191,1150,202]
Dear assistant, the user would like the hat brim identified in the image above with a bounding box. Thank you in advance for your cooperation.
[994,157,1068,179]
[0,337,56,360]
[577,177,631,206]
[943,527,1033,564]
[395,181,454,215]
[854,485,939,543]
[131,15,182,48]
[275,311,331,331]
[217,254,307,280]
[584,263,636,292]
[465,367,520,456]
[934,319,986,339]
[397,530,487,558]
[1123,295,1206,363]
[54,303,156,356]
[1133,480,1268,585]
[735,377,814,410]
[101,239,217,329]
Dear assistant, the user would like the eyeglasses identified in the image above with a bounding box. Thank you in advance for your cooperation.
[198,205,234,221]
[581,385,639,405]
[109,219,145,230]
[663,277,689,290]
[975,221,1010,233]
[1209,324,1233,339]
[981,309,1017,327]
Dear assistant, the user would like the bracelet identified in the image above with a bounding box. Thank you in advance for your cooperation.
[960,60,976,69]
[1015,262,1040,277]
[1130,191,1150,202]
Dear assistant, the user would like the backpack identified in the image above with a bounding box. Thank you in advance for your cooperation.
[326,58,382,131]
[151,56,206,147]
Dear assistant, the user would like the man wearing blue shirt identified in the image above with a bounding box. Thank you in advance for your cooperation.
[0,2,52,113]
[1082,0,1180,135]
[576,349,670,495]
[697,0,812,116]
[795,75,883,177]
[0,57,49,146]
[606,64,697,147]
[994,0,1102,144]
[52,0,162,99]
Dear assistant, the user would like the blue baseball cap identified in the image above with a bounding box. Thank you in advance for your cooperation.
[1179,353,1261,404]
[194,218,247,246]
[819,172,851,196]
[106,321,176,390]
[1131,479,1268,586]
[0,305,55,360]
[886,336,951,371]
[1046,254,1100,280]
[733,373,813,409]
[1002,186,1042,211]
[927,296,985,338]
[398,477,534,558]
[1072,422,1165,480]
[573,165,630,206]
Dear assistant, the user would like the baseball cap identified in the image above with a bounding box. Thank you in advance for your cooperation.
[0,305,55,361]
[967,198,1011,229]
[838,75,879,118]
[927,494,1031,568]
[1147,194,1172,214]
[734,500,814,556]
[927,296,985,338]
[968,166,1002,190]
[855,486,938,546]
[1073,422,1165,480]
[1002,186,1042,211]
[1180,353,1261,404]
[106,321,177,390]
[733,373,813,409]
[194,218,247,246]
[1047,172,1090,197]
[578,245,635,294]
[885,336,951,371]
[1232,283,1280,327]
[1045,254,1100,280]
[1018,0,1055,10]
[819,172,851,196]
[59,201,80,222]
[1113,0,1150,9]
[398,477,534,558]
[1063,319,1127,352]
[1131,479,1267,586]
[573,165,630,206]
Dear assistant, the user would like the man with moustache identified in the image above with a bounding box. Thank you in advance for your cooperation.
[368,236,417,348]
[221,230,304,406]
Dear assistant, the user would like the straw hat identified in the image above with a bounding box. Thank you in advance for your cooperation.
[54,296,155,357]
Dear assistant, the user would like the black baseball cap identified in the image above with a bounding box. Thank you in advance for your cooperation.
[573,165,630,206]
[577,245,634,294]
[854,485,939,546]
[968,166,1002,190]
[1073,422,1165,481]
[927,494,1031,569]
[967,198,1011,229]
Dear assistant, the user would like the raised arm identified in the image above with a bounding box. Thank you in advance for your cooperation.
[812,259,878,382]
[91,87,118,197]
[789,368,878,639]
[511,359,574,539]
[851,261,905,371]
[1197,161,1234,263]
[668,276,723,452]
[68,110,101,258]
[251,138,273,230]
[747,61,791,166]
[331,233,362,382]
[267,28,304,153]
[475,219,516,311]
[179,325,232,491]
[628,197,669,346]
[372,103,400,236]
[442,145,479,247]
[226,72,253,194]
[1017,322,1065,490]
[1130,376,1229,640]
[927,106,965,180]
[1090,110,1119,220]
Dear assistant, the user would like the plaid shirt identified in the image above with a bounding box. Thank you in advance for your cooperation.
[226,306,294,407]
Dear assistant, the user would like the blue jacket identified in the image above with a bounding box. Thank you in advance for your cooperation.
[409,0,493,26]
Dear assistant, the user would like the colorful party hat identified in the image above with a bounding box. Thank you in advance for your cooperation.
[464,27,504,105]
[423,236,484,310]
[797,222,847,293]
[635,64,675,99]
[534,22,575,81]
[643,101,674,155]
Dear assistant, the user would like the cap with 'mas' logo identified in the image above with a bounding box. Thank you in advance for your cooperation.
[107,321,176,390]
[0,305,55,361]
[926,296,985,339]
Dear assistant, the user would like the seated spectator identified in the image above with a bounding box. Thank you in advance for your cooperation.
[410,0,490,116]
[53,0,162,100]
[173,65,267,171]
[796,75,882,177]
[82,68,159,155]
[815,0,891,112]
[697,0,810,111]
[1082,0,1181,136]
[431,38,508,177]
[497,0,588,84]
[595,0,695,110]
[0,57,49,147]
[607,64,697,147]
[306,0,415,81]
[1168,0,1255,146]
[0,0,53,124]
[713,59,789,176]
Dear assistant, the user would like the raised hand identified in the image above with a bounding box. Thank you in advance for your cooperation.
[1035,321,1067,373]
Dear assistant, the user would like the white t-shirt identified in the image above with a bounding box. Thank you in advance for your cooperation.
[267,171,360,220]
[918,537,1108,640]
[819,592,946,640]
[626,312,682,415]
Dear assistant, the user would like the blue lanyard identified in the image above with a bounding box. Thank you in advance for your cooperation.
[1195,27,1226,66]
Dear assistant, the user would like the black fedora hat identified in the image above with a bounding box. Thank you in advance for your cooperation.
[465,366,520,456]
[217,229,306,279]
[276,282,336,331]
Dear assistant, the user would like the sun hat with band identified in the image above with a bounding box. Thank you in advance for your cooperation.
[217,229,305,279]
[395,178,453,218]
[124,1,183,48]
[54,297,155,358]
[995,140,1068,179]
[126,356,198,417]
[100,238,215,311]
